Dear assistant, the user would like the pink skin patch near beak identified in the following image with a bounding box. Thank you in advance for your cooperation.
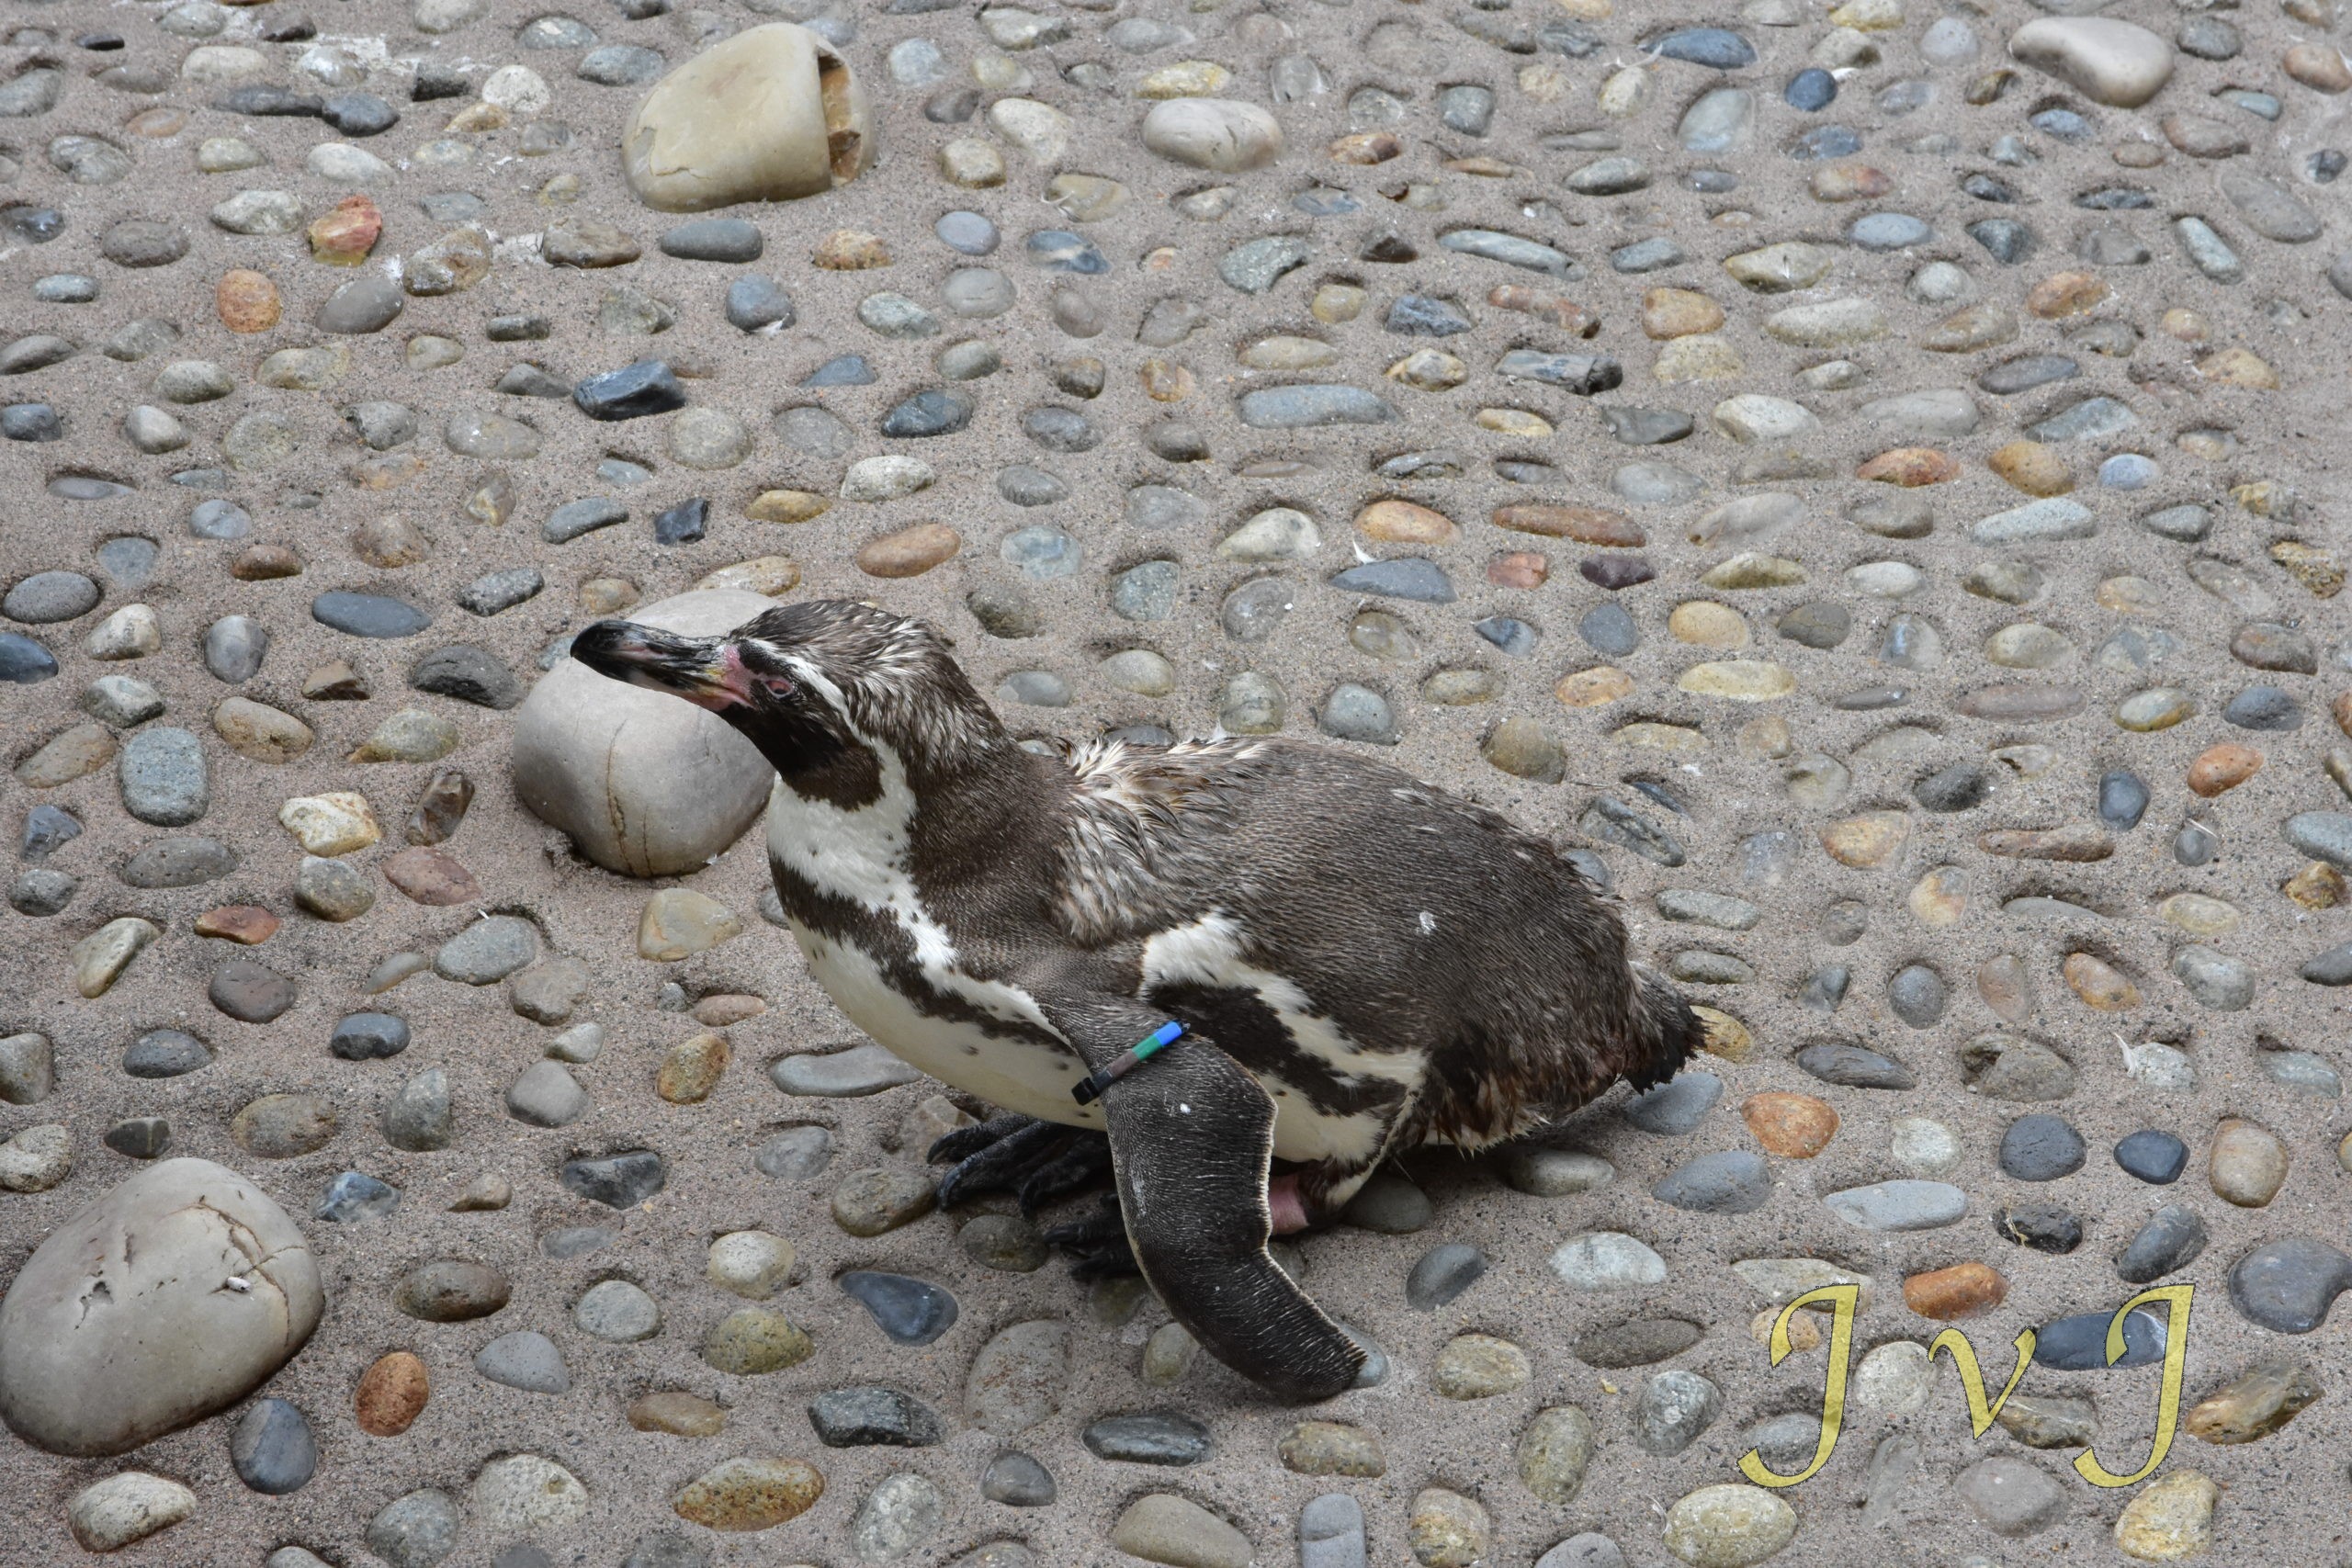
[1268,1172,1310,1235]
[675,643,758,712]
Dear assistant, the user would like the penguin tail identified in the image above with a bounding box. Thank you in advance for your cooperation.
[1623,964,1703,1092]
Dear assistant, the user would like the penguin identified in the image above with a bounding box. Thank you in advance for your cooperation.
[571,600,1702,1402]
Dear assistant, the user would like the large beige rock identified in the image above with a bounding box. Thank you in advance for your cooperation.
[0,1158,322,1457]
[623,23,873,212]
[512,590,775,876]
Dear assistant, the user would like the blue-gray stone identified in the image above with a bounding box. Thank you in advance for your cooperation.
[1385,294,1474,335]
[2114,1131,2188,1185]
[981,1451,1055,1506]
[1474,616,1538,657]
[2224,685,2301,730]
[2117,1203,2206,1283]
[4,570,99,624]
[2034,1306,2170,1369]
[2030,396,2136,443]
[1653,1150,1770,1213]
[1024,229,1106,274]
[2,403,62,442]
[312,592,430,637]
[724,274,794,332]
[1980,355,2079,395]
[475,1330,569,1393]
[1999,1115,2085,1181]
[995,466,1067,506]
[1850,213,1931,250]
[410,644,521,710]
[199,616,265,682]
[1406,1244,1487,1310]
[2286,813,2352,869]
[1623,1072,1722,1134]
[123,1029,209,1077]
[32,274,96,302]
[803,354,873,386]
[1237,385,1396,428]
[1001,525,1080,580]
[322,92,398,135]
[1083,1412,1213,1466]
[1647,27,1754,68]
[1497,349,1622,393]
[1437,228,1576,276]
[1577,602,1639,656]
[838,1270,958,1345]
[1795,1043,1914,1089]
[1798,965,1850,1011]
[1825,1179,1966,1231]
[1218,235,1311,294]
[772,1043,923,1097]
[1609,238,1684,273]
[231,1398,317,1495]
[882,389,973,438]
[1968,218,2034,264]
[808,1386,944,1448]
[1438,85,1495,135]
[2174,217,2244,282]
[1329,558,1454,604]
[573,359,684,421]
[935,210,998,254]
[1785,68,1835,110]
[1580,798,1685,867]
[561,1149,665,1207]
[2302,945,2352,987]
[1111,561,1178,621]
[2032,107,2093,141]
[1788,125,1862,160]
[0,633,59,683]
[316,1170,401,1223]
[654,497,707,545]
[2231,1240,2352,1332]
[580,43,666,85]
[1318,683,1397,744]
[119,728,207,826]
[331,1012,411,1061]
[1022,405,1099,451]
[2137,503,2208,540]
[96,536,159,589]
[1886,964,1947,1026]
[545,497,628,544]
[23,805,79,862]
[2098,770,2150,829]
[456,567,542,616]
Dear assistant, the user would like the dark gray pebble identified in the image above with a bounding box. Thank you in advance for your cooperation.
[838,1270,958,1346]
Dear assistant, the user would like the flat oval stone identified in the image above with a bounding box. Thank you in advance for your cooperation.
[2034,1306,2171,1369]
[312,591,430,638]
[1826,1179,1966,1231]
[1083,1412,1213,1466]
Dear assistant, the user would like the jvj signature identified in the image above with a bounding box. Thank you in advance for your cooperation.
[1740,1283,2194,1490]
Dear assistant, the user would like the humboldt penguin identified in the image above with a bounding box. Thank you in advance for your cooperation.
[571,600,1702,1402]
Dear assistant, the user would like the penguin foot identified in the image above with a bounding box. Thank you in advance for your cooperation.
[929,1113,1114,1216]
[1043,1199,1139,1280]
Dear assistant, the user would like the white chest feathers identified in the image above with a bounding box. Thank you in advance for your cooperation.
[764,771,1100,1130]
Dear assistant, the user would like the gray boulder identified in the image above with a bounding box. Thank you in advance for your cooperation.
[511,589,775,875]
[0,1158,322,1455]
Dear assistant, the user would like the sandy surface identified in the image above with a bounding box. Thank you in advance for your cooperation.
[5,0,2352,1562]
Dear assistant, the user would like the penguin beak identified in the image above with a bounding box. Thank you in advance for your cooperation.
[571,619,754,712]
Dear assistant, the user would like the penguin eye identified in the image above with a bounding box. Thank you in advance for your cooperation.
[759,672,797,700]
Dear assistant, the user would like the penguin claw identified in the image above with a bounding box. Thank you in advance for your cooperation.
[929,1113,1116,1214]
[1046,1201,1140,1279]
[927,1111,1035,1167]
[1012,1138,1114,1216]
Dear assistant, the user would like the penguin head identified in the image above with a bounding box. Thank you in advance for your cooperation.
[572,599,1003,775]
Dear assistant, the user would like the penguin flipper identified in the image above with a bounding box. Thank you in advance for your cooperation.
[1032,988,1364,1404]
